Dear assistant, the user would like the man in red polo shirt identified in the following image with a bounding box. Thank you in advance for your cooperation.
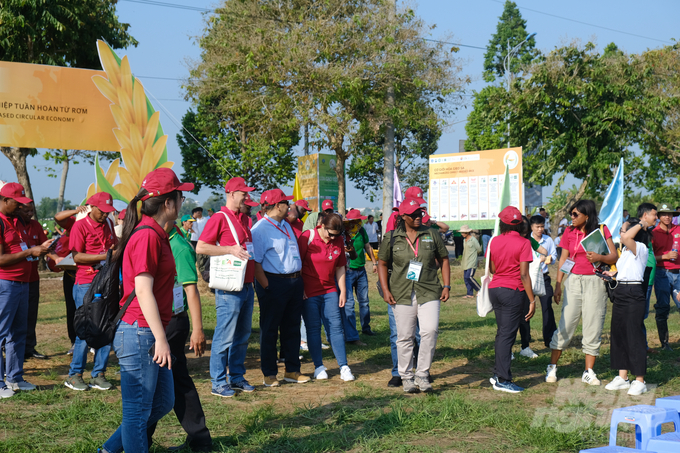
[13,201,49,360]
[287,200,311,239]
[652,204,680,351]
[64,192,117,392]
[0,183,52,396]
[197,177,256,398]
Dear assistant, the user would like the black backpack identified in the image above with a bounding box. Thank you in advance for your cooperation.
[74,226,156,349]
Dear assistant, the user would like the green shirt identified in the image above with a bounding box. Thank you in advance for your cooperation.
[349,228,370,269]
[180,226,191,239]
[303,212,320,232]
[462,236,482,270]
[168,227,198,313]
[378,225,449,305]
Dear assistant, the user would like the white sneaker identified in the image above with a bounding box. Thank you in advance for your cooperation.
[321,343,330,350]
[605,376,631,391]
[300,342,309,351]
[340,365,355,382]
[0,386,15,398]
[581,369,601,386]
[628,380,648,396]
[89,347,95,354]
[546,364,557,383]
[520,347,538,359]
[313,366,328,380]
[511,353,515,360]
[6,380,36,391]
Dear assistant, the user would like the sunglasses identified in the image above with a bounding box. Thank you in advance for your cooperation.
[570,211,581,218]
[326,231,341,238]
[406,211,423,219]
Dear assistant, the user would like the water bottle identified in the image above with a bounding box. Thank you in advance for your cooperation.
[93,293,103,303]
[673,241,678,262]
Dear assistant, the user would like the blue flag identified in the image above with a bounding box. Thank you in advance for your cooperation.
[599,158,624,242]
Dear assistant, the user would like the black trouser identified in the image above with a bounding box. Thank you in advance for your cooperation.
[25,280,40,353]
[63,271,76,345]
[539,274,557,348]
[147,313,212,449]
[490,287,527,382]
[255,275,304,377]
[610,284,647,376]
[516,294,532,349]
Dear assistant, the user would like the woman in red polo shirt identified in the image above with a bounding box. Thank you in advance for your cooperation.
[547,199,618,386]
[298,213,354,382]
[487,206,536,394]
[100,168,193,453]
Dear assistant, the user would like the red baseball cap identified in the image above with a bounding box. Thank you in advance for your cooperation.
[295,200,312,212]
[141,168,194,201]
[499,206,523,225]
[422,212,431,223]
[0,183,32,204]
[244,193,260,207]
[321,200,334,211]
[261,189,293,205]
[346,209,367,221]
[399,197,426,215]
[404,186,424,199]
[391,207,400,212]
[225,177,254,193]
[118,209,127,220]
[87,192,116,213]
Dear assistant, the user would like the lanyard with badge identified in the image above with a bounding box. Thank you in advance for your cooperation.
[266,217,300,260]
[405,235,423,281]
[172,279,184,314]
[560,230,582,274]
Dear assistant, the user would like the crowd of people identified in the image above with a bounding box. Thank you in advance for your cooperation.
[0,170,675,450]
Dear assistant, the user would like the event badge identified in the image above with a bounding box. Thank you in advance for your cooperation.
[245,242,254,259]
[289,240,300,260]
[560,257,576,274]
[406,260,423,281]
[172,283,184,314]
[20,242,35,262]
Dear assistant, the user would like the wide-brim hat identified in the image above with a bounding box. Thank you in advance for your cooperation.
[459,224,472,233]
[346,209,367,221]
[657,204,680,216]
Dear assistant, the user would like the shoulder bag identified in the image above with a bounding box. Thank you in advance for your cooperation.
[209,212,248,292]
[477,236,494,317]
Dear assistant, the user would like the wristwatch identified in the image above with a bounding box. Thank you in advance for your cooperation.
[443,285,451,289]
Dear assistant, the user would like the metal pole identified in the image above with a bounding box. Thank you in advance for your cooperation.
[382,0,396,236]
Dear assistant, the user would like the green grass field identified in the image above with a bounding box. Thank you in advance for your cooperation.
[2,263,680,452]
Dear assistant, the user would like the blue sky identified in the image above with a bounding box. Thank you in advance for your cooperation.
[2,0,677,209]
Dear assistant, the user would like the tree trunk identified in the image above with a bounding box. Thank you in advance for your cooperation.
[334,148,347,216]
[57,150,70,212]
[1,147,34,201]
[381,0,396,236]
[550,178,589,237]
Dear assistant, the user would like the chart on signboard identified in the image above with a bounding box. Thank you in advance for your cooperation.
[428,147,523,228]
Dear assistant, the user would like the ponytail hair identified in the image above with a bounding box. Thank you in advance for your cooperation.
[112,187,180,267]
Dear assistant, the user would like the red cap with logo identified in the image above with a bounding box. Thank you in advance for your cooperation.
[499,206,523,225]
[261,189,293,206]
[295,200,312,212]
[244,193,260,207]
[225,177,254,193]
[0,182,32,204]
[321,200,334,211]
[140,168,194,201]
[399,198,426,215]
[87,192,116,213]
[118,209,127,220]
[422,212,431,223]
[346,209,367,221]
[404,186,424,199]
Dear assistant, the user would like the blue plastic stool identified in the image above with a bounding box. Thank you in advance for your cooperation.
[655,395,680,414]
[580,447,656,453]
[609,405,680,450]
[646,432,680,452]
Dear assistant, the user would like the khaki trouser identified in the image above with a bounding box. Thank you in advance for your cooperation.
[392,291,440,380]
[549,274,608,356]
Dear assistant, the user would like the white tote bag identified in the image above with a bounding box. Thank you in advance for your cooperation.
[209,212,248,292]
[530,251,546,297]
[477,237,494,317]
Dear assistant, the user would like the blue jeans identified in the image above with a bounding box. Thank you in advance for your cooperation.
[69,283,111,377]
[653,268,680,345]
[387,303,420,377]
[102,321,175,453]
[344,267,370,341]
[302,292,347,369]
[210,283,254,389]
[0,279,29,384]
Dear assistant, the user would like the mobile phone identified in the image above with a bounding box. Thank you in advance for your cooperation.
[47,234,61,250]
[595,270,613,282]
[148,344,176,368]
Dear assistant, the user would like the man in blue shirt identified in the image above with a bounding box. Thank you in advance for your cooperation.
[530,215,558,349]
[252,189,310,386]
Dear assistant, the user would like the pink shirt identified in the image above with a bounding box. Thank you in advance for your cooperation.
[560,225,612,275]
[120,215,176,328]
[489,231,534,291]
[385,211,400,233]
[199,206,254,284]
[298,227,347,298]
[69,216,117,285]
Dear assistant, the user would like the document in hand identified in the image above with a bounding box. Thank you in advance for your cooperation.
[579,228,611,268]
